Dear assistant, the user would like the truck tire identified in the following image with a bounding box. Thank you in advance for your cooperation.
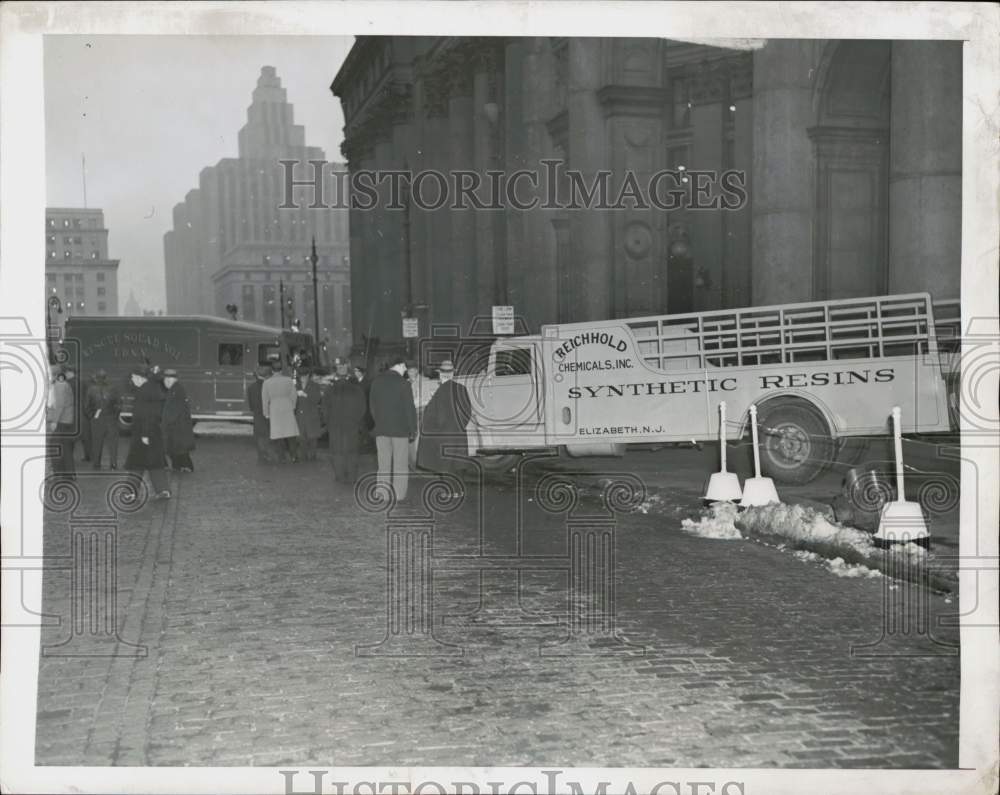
[756,399,834,485]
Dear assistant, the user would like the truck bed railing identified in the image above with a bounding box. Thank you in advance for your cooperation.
[627,294,941,371]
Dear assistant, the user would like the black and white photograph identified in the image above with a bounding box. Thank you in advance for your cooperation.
[1,2,998,794]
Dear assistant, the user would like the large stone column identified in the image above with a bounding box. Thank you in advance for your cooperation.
[751,40,820,304]
[889,41,962,300]
[568,37,612,322]
[446,68,476,330]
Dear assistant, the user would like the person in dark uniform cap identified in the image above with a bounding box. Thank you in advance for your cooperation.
[125,365,171,499]
[161,368,195,472]
[86,368,121,469]
[322,356,367,484]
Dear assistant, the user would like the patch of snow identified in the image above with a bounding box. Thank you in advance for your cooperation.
[680,502,742,540]
[738,503,873,556]
[792,549,881,578]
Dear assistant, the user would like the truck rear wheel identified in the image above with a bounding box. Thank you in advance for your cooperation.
[756,399,834,485]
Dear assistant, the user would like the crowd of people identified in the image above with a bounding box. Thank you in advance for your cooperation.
[46,363,196,500]
[249,354,471,503]
[46,352,472,506]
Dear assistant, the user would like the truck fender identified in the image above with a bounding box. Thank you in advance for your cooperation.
[736,391,839,440]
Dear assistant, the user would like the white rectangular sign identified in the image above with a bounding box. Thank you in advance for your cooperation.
[402,317,419,338]
[492,305,515,335]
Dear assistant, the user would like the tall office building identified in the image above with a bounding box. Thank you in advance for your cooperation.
[164,66,351,354]
[45,208,120,323]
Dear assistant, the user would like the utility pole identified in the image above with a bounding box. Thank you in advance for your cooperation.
[310,237,321,364]
[279,279,286,328]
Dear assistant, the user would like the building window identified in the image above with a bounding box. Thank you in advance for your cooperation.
[75,273,84,281]
[98,301,107,312]
[76,288,85,298]
[48,251,55,259]
[47,218,55,228]
[73,219,82,229]
[64,251,71,259]
[96,272,105,282]
[47,234,55,244]
[283,254,291,265]
[97,287,106,296]
[62,219,70,228]
[263,255,271,265]
[91,252,99,259]
[63,273,73,282]
[46,273,55,282]
[241,284,256,322]
[218,343,244,366]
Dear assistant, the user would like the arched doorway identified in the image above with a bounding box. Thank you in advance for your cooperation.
[809,41,891,299]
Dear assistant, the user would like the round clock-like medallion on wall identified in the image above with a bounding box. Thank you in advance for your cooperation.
[624,220,653,259]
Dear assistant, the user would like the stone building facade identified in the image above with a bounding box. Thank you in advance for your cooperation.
[165,66,352,354]
[45,207,120,322]
[331,38,961,353]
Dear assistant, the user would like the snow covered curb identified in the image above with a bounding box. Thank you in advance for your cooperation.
[673,500,956,593]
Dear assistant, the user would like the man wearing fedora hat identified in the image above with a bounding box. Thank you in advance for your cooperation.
[124,365,171,499]
[417,359,473,478]
[323,357,367,484]
[162,369,196,472]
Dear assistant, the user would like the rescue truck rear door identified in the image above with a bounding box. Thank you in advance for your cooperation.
[214,340,247,406]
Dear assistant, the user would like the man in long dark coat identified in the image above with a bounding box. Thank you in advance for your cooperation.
[323,358,367,484]
[294,367,324,462]
[124,366,170,499]
[162,369,196,472]
[86,369,121,469]
[247,366,277,464]
[417,359,472,477]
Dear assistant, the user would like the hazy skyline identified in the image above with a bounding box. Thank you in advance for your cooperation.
[44,35,353,312]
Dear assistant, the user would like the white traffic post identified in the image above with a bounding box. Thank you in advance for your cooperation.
[704,401,742,503]
[874,406,930,549]
[740,403,780,507]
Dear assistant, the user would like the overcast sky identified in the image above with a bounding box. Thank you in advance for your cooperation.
[44,35,353,312]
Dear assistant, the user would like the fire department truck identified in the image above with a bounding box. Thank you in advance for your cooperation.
[455,293,954,484]
[62,315,314,431]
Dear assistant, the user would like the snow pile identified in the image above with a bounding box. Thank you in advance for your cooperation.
[792,550,881,579]
[680,501,742,540]
[737,502,874,557]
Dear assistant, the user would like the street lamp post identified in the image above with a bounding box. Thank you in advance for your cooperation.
[310,237,321,364]
[279,279,286,329]
[46,295,63,364]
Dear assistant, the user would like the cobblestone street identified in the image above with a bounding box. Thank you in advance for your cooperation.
[35,433,960,769]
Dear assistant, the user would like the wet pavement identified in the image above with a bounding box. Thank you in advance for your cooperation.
[35,433,960,768]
